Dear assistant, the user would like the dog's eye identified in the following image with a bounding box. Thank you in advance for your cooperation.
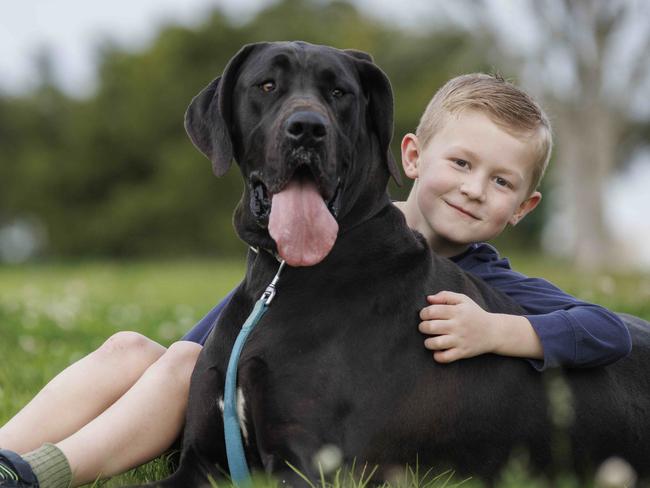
[259,81,276,93]
[331,88,345,98]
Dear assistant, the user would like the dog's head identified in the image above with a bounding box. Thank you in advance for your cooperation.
[185,41,400,266]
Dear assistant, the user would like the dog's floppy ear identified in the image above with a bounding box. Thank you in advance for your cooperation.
[184,43,264,176]
[344,49,374,63]
[350,54,402,186]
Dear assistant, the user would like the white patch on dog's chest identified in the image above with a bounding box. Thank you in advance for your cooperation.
[237,387,249,445]
[217,388,250,446]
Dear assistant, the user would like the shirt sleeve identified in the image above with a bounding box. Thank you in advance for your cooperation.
[455,244,632,370]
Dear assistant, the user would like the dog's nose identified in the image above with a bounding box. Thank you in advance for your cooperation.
[286,111,327,142]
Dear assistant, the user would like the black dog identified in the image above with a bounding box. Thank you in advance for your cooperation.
[141,42,650,486]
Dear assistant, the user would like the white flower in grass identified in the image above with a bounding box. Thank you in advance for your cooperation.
[311,444,343,475]
[21,284,39,301]
[595,456,637,488]
[175,304,194,321]
[178,315,195,329]
[597,275,616,296]
[383,465,408,487]
[547,375,574,428]
[123,304,142,324]
[158,321,177,341]
[47,297,81,330]
[108,304,142,327]
[108,305,125,326]
[64,279,87,297]
[18,335,38,354]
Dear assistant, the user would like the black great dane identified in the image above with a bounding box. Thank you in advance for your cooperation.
[139,41,650,486]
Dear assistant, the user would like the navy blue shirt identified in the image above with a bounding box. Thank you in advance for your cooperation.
[183,243,631,370]
[451,243,631,370]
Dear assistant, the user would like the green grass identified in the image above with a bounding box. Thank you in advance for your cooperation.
[0,256,648,487]
[505,252,650,319]
[0,259,245,425]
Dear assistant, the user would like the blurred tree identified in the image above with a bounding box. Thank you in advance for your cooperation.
[0,0,503,259]
[432,0,650,269]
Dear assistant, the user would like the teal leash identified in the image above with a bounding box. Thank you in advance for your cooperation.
[224,258,286,486]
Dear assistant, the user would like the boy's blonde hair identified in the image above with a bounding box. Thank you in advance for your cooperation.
[416,73,553,195]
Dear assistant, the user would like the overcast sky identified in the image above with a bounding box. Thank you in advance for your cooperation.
[0,0,267,95]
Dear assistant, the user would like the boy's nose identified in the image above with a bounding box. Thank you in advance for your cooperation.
[460,179,486,201]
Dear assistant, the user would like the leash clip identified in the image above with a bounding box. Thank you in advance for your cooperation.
[261,259,286,305]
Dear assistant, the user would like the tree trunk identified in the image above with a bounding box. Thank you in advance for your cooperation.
[551,101,619,270]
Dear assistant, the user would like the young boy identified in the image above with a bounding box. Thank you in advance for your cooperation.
[0,73,631,488]
[394,73,631,370]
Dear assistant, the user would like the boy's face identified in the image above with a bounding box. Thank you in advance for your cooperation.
[401,109,541,256]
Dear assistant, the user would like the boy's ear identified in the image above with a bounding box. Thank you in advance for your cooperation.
[401,133,420,180]
[510,191,542,226]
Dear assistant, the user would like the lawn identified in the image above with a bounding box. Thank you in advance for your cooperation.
[1,255,649,487]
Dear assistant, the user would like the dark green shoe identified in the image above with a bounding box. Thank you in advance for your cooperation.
[0,450,39,488]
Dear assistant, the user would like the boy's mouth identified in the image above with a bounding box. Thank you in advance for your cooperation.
[445,201,481,220]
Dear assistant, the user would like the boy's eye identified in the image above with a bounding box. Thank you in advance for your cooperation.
[453,159,469,168]
[495,177,511,188]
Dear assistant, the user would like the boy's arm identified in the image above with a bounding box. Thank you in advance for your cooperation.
[438,243,632,370]
[504,282,631,370]
[419,291,543,363]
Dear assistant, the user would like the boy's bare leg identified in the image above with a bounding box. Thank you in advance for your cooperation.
[57,341,202,486]
[0,332,166,453]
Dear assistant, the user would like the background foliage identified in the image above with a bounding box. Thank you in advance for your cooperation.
[0,0,544,260]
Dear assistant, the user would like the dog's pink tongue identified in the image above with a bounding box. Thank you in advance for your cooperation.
[269,177,338,267]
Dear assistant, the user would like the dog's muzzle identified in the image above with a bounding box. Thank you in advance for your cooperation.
[245,105,344,267]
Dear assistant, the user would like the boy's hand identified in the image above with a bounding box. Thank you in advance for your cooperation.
[418,291,498,363]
